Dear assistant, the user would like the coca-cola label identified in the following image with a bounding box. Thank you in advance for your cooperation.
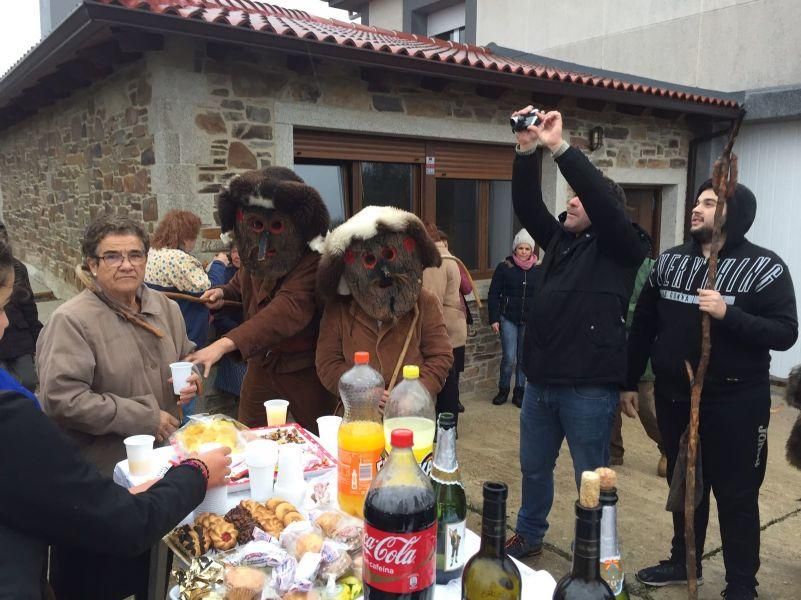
[363,522,437,593]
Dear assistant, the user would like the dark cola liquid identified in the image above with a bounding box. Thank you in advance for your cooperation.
[364,484,437,599]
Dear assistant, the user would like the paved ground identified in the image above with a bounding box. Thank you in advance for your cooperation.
[457,387,801,599]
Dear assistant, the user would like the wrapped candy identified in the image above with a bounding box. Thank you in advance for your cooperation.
[172,556,225,599]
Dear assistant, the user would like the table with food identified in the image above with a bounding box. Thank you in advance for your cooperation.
[114,356,558,600]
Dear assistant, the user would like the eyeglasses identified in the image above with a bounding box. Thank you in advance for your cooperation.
[93,251,147,268]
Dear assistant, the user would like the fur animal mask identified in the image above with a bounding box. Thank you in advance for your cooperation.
[317,206,441,322]
[217,167,328,278]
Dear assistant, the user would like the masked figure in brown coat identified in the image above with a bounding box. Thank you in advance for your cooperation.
[315,206,453,402]
[191,167,335,432]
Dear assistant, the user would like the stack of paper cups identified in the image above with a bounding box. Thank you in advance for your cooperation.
[273,445,305,508]
[245,439,279,502]
[194,443,228,515]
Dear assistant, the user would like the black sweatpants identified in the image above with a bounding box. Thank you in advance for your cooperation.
[655,382,770,589]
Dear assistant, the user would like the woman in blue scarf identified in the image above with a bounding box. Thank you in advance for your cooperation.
[0,236,232,599]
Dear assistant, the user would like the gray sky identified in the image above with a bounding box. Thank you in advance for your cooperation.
[0,0,352,76]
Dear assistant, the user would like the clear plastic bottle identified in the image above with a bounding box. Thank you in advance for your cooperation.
[383,365,436,475]
[338,351,386,518]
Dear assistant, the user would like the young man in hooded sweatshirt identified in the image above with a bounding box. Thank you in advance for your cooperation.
[505,107,649,559]
[624,181,797,599]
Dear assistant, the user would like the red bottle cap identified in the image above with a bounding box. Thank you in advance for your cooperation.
[354,351,370,365]
[390,428,414,448]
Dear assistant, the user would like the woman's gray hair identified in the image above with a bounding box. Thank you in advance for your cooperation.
[81,215,150,263]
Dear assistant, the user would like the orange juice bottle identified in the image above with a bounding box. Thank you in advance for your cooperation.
[337,351,386,518]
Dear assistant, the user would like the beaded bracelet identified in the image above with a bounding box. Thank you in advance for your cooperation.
[180,457,210,485]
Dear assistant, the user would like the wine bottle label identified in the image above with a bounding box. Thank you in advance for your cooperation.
[364,522,437,593]
[338,448,383,496]
[443,520,466,572]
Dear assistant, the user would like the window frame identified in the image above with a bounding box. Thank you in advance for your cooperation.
[294,129,523,279]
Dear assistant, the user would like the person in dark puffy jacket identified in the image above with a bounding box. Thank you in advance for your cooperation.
[0,222,42,392]
[487,229,537,407]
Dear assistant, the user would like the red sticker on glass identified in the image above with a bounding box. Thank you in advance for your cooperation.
[363,522,436,593]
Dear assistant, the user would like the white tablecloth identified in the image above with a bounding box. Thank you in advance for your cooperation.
[115,449,556,599]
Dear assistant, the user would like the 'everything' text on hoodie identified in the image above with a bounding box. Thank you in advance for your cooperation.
[626,182,798,398]
[513,146,649,385]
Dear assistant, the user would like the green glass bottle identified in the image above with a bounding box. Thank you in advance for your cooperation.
[461,482,521,600]
[431,412,467,584]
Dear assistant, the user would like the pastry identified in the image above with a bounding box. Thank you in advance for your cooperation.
[195,512,238,551]
[265,497,284,511]
[170,524,211,558]
[209,521,238,551]
[282,511,304,526]
[274,502,295,521]
[224,566,265,599]
[225,505,257,545]
[314,511,343,536]
[294,531,324,556]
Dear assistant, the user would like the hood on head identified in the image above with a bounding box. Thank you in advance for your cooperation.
[696,179,756,246]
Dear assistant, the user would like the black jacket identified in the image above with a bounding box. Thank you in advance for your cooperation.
[512,146,648,385]
[626,182,798,399]
[0,391,206,599]
[0,260,42,360]
[487,257,536,325]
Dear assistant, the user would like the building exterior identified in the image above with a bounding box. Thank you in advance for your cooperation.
[0,0,743,385]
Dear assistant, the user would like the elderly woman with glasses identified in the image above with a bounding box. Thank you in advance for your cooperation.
[36,216,199,475]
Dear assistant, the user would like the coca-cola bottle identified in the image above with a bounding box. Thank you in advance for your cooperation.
[363,428,437,599]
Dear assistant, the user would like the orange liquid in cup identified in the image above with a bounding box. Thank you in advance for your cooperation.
[337,420,385,518]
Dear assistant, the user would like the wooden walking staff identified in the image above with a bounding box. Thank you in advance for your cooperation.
[683,110,746,599]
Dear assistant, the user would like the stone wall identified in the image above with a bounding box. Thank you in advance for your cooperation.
[461,302,503,398]
[0,62,155,294]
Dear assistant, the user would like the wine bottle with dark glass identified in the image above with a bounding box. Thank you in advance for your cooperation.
[431,412,467,584]
[461,481,521,600]
[552,471,615,600]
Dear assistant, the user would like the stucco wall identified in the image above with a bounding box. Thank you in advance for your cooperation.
[476,0,801,92]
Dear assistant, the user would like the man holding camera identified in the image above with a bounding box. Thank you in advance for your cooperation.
[506,106,649,558]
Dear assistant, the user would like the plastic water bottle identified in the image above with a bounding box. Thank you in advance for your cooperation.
[383,365,436,475]
[337,351,385,518]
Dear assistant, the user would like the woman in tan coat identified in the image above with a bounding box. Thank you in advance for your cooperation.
[422,224,468,424]
[316,206,453,401]
[37,216,199,475]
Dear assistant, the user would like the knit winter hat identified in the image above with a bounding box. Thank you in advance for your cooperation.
[512,229,535,251]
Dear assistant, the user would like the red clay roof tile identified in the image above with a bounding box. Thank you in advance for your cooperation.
[89,0,738,108]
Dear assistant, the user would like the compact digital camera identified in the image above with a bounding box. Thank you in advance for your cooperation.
[510,111,542,133]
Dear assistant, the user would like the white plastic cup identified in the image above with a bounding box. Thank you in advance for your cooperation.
[169,361,194,395]
[194,442,229,513]
[316,415,341,458]
[124,434,155,476]
[264,399,289,427]
[245,439,279,501]
[274,445,306,507]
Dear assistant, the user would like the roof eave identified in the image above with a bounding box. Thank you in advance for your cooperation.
[0,4,103,108]
[0,1,741,122]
